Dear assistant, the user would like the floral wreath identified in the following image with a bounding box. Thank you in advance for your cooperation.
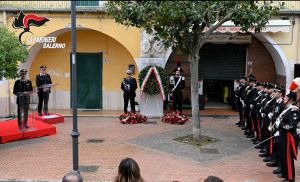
[138,65,167,100]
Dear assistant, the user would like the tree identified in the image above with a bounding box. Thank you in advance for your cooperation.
[0,26,28,79]
[106,1,280,140]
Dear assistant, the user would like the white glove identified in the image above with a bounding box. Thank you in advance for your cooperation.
[240,99,245,108]
[250,104,254,109]
[268,125,274,132]
[261,113,266,118]
[182,76,185,80]
[274,131,279,137]
[170,77,175,85]
[268,113,274,119]
[297,128,300,135]
[275,118,280,128]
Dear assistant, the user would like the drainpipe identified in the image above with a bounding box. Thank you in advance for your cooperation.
[296,17,300,64]
[3,11,11,116]
[3,11,6,25]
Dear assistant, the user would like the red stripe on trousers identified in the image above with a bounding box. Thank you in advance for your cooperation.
[251,117,254,131]
[287,132,297,180]
[257,118,261,140]
[270,133,273,155]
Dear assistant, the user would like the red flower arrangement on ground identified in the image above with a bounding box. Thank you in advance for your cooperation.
[161,111,189,125]
[119,112,147,124]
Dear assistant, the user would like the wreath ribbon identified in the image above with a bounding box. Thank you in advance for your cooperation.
[140,66,165,100]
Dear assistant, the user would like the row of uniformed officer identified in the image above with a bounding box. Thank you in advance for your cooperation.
[235,74,299,182]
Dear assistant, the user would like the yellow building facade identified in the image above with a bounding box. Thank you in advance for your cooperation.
[0,1,300,116]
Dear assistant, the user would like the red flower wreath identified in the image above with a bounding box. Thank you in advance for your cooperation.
[161,111,189,125]
[119,112,147,124]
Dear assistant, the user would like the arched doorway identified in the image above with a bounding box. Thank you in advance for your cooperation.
[165,34,278,109]
[20,28,138,110]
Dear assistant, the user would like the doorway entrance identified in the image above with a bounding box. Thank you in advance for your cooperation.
[70,52,103,109]
[203,79,234,108]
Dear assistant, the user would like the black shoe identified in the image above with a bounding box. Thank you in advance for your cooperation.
[247,134,255,138]
[263,157,272,162]
[266,161,278,167]
[259,148,267,153]
[241,127,247,130]
[277,174,284,178]
[235,121,241,125]
[259,153,267,157]
[38,113,42,116]
[253,140,260,144]
[244,131,251,135]
[24,125,29,128]
[238,124,243,127]
[280,180,294,182]
[273,168,281,174]
[255,145,262,149]
[251,138,258,142]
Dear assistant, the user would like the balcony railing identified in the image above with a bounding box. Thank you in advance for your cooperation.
[0,1,106,12]
[0,1,299,12]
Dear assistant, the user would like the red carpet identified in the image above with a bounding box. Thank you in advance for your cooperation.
[29,112,64,124]
[0,118,56,144]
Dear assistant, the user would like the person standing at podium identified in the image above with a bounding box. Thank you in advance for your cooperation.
[36,65,52,116]
[13,69,33,129]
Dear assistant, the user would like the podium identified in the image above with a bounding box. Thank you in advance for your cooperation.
[29,112,64,124]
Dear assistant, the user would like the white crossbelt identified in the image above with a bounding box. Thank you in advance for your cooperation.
[172,76,182,92]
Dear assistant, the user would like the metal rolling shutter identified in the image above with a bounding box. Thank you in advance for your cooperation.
[199,44,247,80]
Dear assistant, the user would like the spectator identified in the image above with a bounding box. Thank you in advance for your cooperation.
[204,176,224,182]
[115,158,144,182]
[62,171,83,182]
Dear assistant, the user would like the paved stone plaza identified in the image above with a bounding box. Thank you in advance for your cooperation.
[0,116,299,182]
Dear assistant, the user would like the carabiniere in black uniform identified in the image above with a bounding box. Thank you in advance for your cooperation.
[13,69,33,129]
[121,70,137,114]
[36,65,52,116]
[274,91,299,182]
[266,85,285,168]
[234,75,247,127]
[169,67,185,114]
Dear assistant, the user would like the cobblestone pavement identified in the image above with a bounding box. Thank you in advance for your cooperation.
[0,116,299,182]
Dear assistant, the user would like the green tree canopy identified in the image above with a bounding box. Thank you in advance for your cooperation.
[0,26,28,79]
[106,1,280,54]
[106,1,281,140]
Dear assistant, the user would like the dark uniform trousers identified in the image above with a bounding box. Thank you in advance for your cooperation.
[124,95,135,114]
[38,91,49,115]
[36,74,52,115]
[172,92,183,113]
[17,96,30,127]
[13,79,33,128]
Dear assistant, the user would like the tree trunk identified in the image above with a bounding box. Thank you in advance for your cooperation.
[190,50,201,141]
